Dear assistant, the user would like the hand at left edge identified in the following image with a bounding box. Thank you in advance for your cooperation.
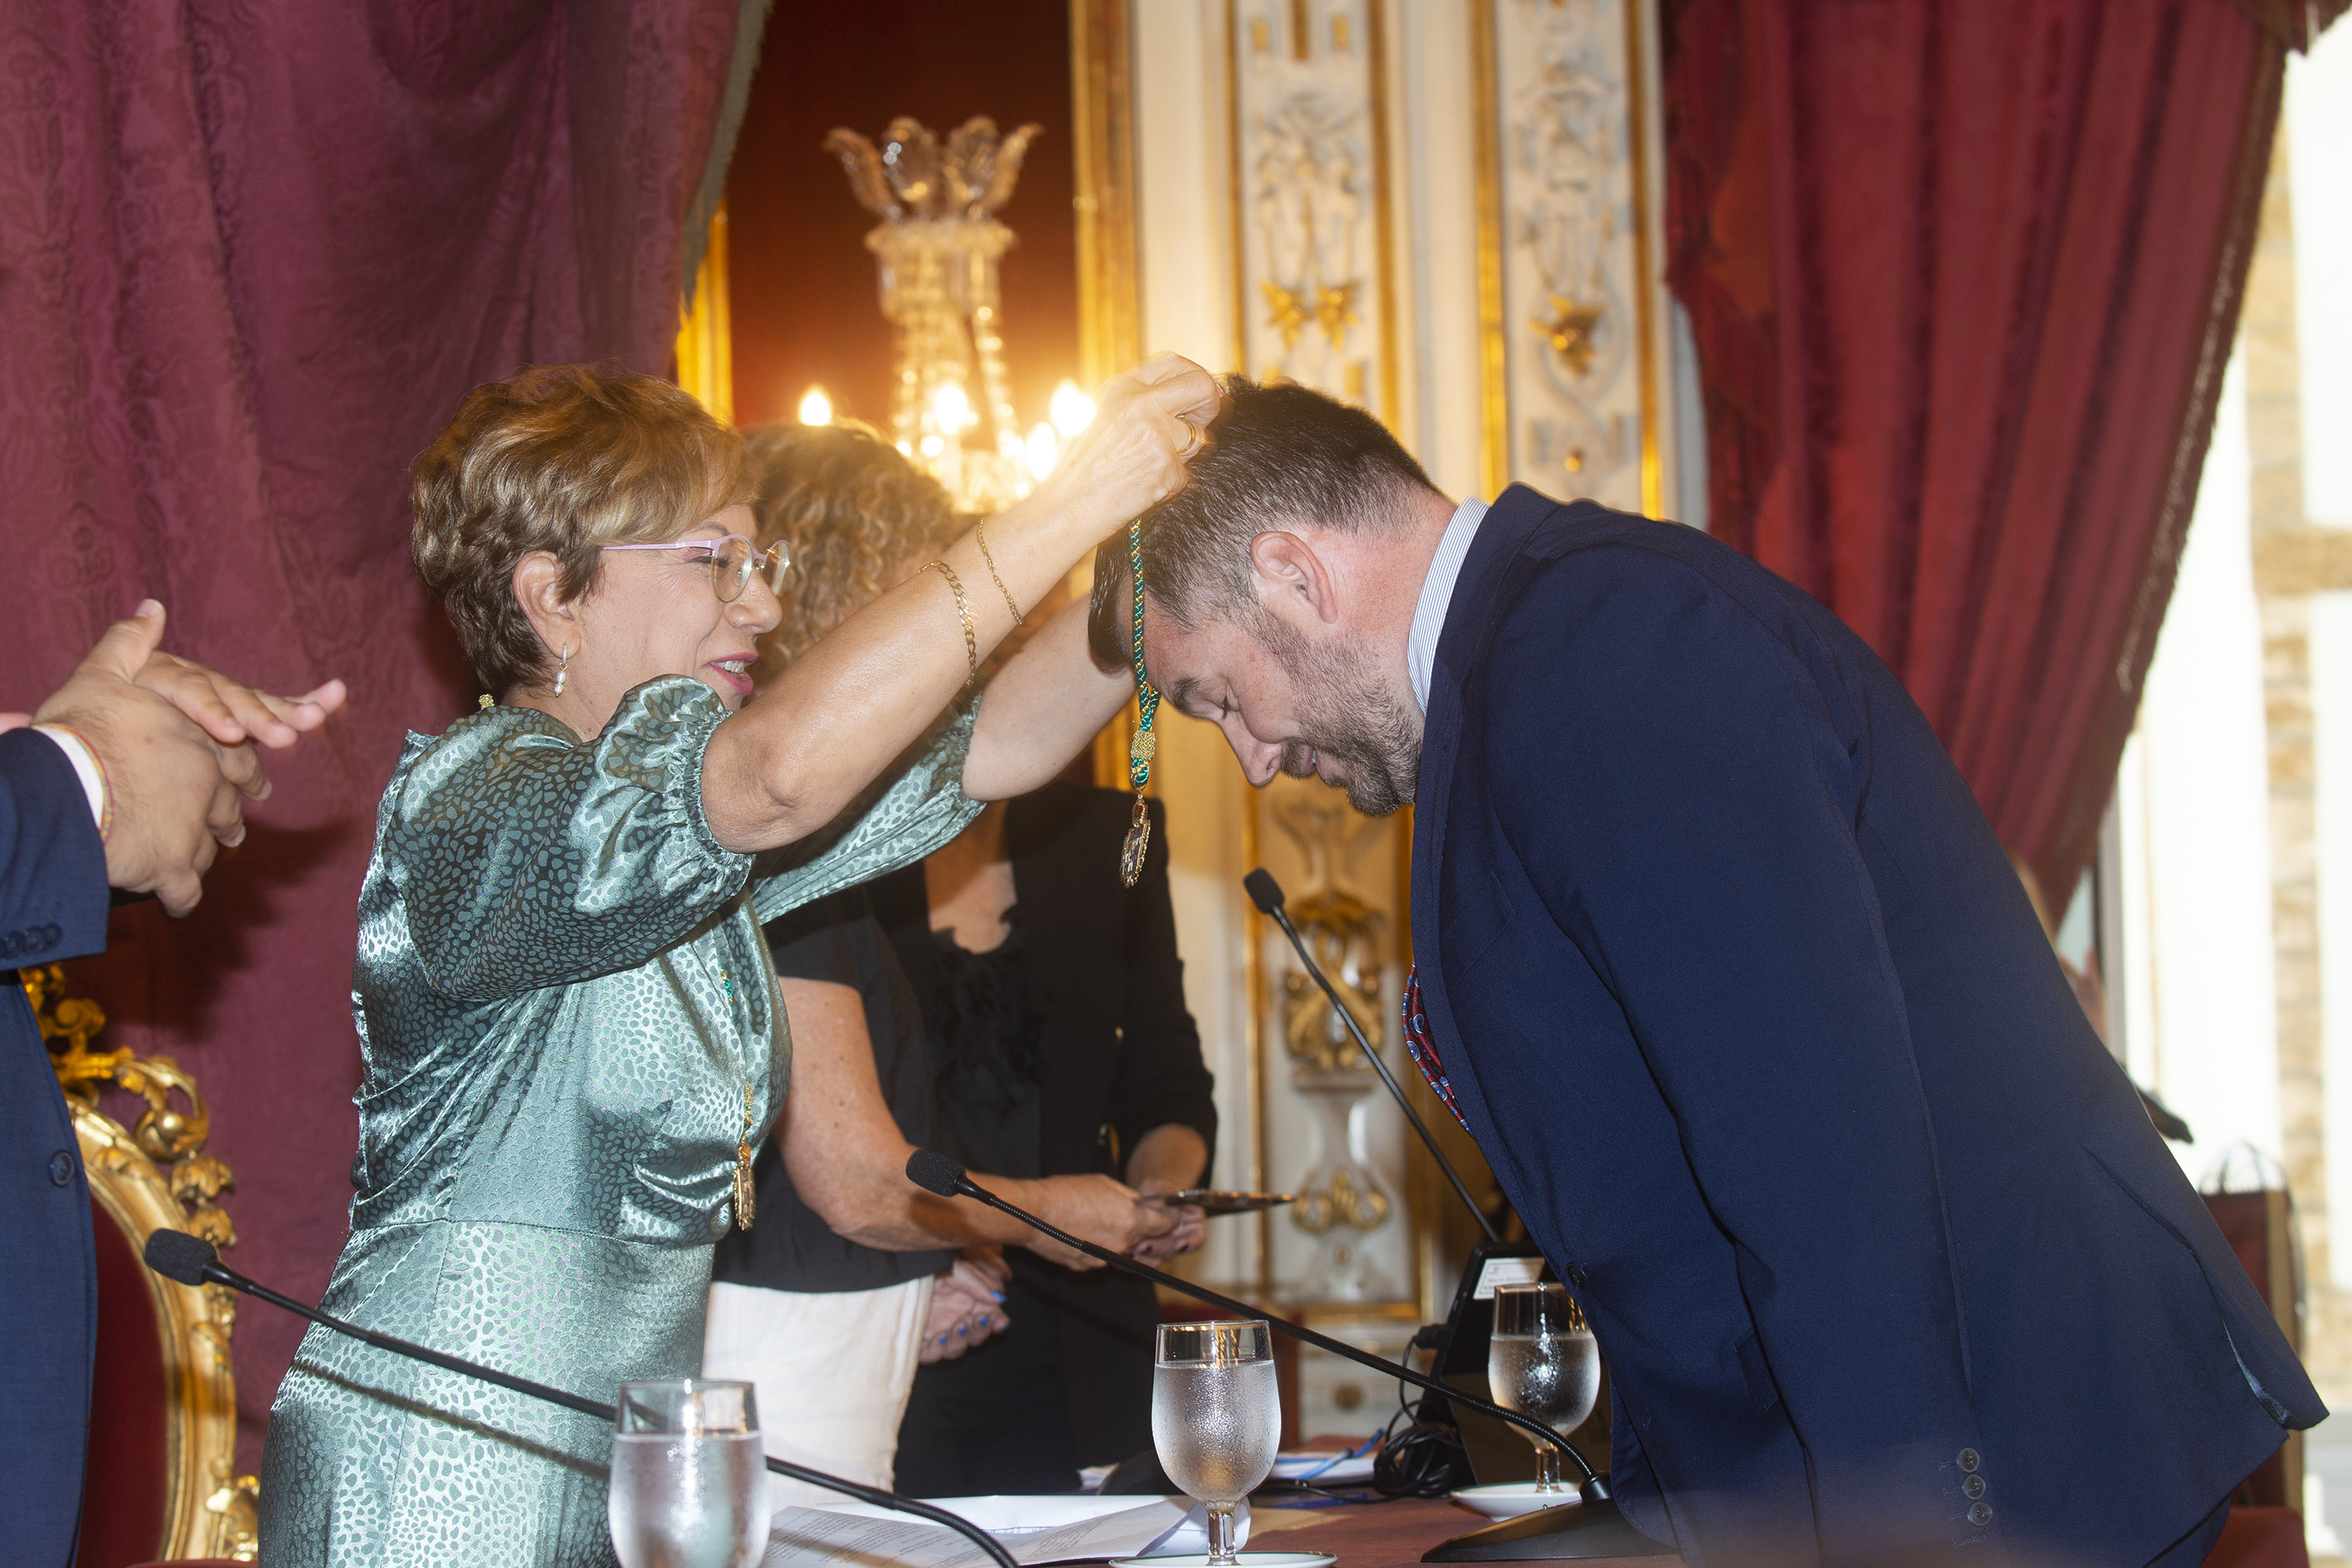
[126,602,347,750]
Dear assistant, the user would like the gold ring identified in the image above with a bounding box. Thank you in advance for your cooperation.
[1177,419,1204,459]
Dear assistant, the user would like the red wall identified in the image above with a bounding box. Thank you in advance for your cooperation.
[726,2,1080,434]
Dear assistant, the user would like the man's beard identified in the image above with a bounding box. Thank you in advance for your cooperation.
[1266,622,1423,817]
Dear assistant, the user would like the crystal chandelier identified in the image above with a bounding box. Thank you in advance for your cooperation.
[823,116,1082,511]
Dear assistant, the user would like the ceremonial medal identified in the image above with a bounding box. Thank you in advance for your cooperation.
[1121,520,1162,889]
[733,1082,757,1231]
[1122,793,1152,886]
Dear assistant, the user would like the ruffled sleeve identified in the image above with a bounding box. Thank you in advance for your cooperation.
[386,677,752,998]
[749,694,984,923]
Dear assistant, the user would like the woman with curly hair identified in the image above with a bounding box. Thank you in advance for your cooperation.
[259,354,1217,1566]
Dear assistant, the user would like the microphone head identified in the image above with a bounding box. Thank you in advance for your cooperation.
[144,1228,218,1287]
[906,1149,968,1197]
[1243,868,1285,915]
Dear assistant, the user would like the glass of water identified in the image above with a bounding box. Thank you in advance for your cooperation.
[1488,1281,1599,1494]
[609,1379,766,1568]
[1152,1320,1281,1566]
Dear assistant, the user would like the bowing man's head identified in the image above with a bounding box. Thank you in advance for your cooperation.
[1087,377,1455,818]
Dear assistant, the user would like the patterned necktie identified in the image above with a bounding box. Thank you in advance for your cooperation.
[1400,964,1470,1132]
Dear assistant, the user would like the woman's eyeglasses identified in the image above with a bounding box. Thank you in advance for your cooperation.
[601,534,790,604]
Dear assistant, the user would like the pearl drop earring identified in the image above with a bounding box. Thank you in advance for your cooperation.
[554,646,570,696]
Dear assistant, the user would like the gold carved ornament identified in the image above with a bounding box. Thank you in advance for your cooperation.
[1277,884,1393,1235]
[28,965,257,1561]
[1537,293,1605,378]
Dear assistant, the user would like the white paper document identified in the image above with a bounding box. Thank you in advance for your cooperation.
[760,1495,1193,1568]
[1270,1449,1378,1484]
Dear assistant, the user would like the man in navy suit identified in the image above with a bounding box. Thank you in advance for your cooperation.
[1095,381,2318,1566]
[2,601,343,1566]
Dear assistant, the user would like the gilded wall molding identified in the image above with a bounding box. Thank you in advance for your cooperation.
[1473,0,1661,514]
[674,203,734,426]
[1074,0,1144,387]
[1227,0,1401,424]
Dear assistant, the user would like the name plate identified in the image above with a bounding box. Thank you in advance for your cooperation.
[1472,1256,1545,1300]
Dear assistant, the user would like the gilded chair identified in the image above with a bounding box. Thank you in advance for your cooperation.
[27,964,258,1565]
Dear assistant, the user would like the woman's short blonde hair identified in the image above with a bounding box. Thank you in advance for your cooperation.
[743,421,962,669]
[412,364,751,694]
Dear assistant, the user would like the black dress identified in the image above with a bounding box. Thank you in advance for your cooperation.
[710,887,949,1297]
[886,782,1216,1495]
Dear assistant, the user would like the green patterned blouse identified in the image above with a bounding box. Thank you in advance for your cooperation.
[258,676,981,1566]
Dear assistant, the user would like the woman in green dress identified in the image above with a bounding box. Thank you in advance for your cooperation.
[258,358,1215,1566]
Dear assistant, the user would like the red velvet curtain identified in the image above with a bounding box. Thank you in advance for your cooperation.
[1663,0,2286,901]
[0,0,751,1468]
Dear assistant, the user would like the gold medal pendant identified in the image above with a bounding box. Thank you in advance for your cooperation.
[733,1141,756,1230]
[1121,792,1152,888]
[732,1083,756,1231]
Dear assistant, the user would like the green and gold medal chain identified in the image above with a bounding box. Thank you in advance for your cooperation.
[1120,519,1161,889]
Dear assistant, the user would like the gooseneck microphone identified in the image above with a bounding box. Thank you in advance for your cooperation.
[142,1230,1018,1568]
[1243,867,1502,1246]
[906,1150,1591,1493]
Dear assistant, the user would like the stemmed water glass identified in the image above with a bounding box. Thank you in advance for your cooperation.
[609,1379,767,1568]
[1152,1320,1282,1566]
[1487,1281,1600,1495]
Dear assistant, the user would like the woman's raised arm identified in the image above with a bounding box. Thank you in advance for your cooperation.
[700,353,1218,852]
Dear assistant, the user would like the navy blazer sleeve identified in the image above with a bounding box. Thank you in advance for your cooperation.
[1486,548,1979,1560]
[1,730,110,1565]
[0,729,109,967]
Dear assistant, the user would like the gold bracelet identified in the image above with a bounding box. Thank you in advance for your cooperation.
[920,560,980,688]
[974,519,1025,628]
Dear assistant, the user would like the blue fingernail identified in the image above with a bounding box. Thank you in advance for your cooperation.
[992,1290,1006,1301]
[957,1325,968,1336]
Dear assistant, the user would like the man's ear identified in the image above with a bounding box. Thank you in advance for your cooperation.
[511,551,580,653]
[1249,532,1341,626]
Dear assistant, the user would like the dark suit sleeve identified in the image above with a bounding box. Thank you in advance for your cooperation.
[1106,797,1217,1175]
[1485,549,1980,1563]
[0,726,109,1561]
[0,729,110,967]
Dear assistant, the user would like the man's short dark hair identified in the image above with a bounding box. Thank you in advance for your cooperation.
[1088,377,1438,669]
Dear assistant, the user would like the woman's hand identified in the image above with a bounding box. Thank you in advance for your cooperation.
[919,1253,1013,1363]
[1022,1173,1176,1269]
[1129,1195,1206,1264]
[1127,1126,1212,1264]
[1025,353,1223,548]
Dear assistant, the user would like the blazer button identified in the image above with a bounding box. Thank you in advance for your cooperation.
[48,1150,75,1186]
[1967,1502,1993,1528]
[1566,1264,1590,1287]
[1956,1448,1980,1473]
[1963,1475,1985,1500]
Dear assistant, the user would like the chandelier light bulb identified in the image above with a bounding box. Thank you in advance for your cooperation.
[919,434,946,459]
[1024,423,1060,484]
[1049,380,1095,440]
[798,385,832,426]
[931,382,975,431]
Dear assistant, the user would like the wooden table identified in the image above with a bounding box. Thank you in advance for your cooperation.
[1248,1497,1683,1568]
[1248,1497,2309,1568]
